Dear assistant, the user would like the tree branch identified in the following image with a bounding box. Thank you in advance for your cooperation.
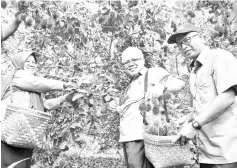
[175,54,180,76]
[38,65,74,71]
[97,43,110,57]
[65,49,75,59]
[109,29,115,59]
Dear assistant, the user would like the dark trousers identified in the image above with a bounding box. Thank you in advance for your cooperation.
[200,162,237,168]
[1,141,33,168]
[122,140,154,168]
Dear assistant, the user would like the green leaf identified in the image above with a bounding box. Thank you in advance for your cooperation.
[73,65,83,72]
[74,133,87,143]
[59,159,66,167]
[59,142,69,151]
[70,122,82,129]
[214,25,224,32]
[78,107,85,113]
[94,122,101,130]
[116,14,123,24]
[90,11,101,22]
[228,12,237,23]
[51,154,58,162]
[58,130,69,138]
[102,26,114,33]
[64,165,71,168]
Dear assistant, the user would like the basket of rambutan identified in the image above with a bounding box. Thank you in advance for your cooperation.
[140,99,197,168]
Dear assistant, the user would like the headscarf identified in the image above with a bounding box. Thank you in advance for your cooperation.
[1,51,44,111]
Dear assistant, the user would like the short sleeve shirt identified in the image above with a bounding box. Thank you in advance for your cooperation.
[189,47,237,164]
[119,67,171,142]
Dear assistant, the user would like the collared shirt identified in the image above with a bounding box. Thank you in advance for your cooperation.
[119,67,171,142]
[189,47,237,164]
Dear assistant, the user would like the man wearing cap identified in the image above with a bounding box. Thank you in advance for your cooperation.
[168,23,237,168]
[109,47,185,168]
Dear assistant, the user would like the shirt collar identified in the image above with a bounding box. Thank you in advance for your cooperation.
[189,47,210,70]
[196,47,210,65]
[130,67,148,81]
[139,67,148,75]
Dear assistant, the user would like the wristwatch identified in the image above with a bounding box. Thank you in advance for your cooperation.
[192,120,201,130]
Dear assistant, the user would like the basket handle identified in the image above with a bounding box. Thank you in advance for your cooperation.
[9,69,18,104]
[162,89,169,122]
[7,158,30,168]
[142,69,169,124]
[142,69,149,125]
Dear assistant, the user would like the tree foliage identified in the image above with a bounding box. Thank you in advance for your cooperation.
[1,0,237,167]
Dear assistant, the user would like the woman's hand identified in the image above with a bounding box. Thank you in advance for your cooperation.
[63,91,82,103]
[44,91,80,110]
[65,92,75,102]
[63,82,78,91]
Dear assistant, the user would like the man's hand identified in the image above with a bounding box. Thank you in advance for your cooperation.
[175,117,186,128]
[175,108,195,128]
[172,122,197,145]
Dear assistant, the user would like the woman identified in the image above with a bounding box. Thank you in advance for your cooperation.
[1,51,75,168]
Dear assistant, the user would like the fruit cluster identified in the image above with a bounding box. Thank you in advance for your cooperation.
[146,120,178,136]
[139,96,165,115]
[138,94,179,136]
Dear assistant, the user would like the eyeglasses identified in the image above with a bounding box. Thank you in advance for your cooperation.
[122,58,143,67]
[175,34,198,49]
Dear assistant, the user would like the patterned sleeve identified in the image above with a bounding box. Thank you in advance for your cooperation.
[12,70,64,94]
[213,49,237,94]
[149,67,170,83]
[149,67,185,92]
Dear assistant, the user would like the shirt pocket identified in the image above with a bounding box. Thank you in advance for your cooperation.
[197,75,217,104]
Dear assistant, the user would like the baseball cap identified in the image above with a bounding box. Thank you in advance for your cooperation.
[167,23,199,44]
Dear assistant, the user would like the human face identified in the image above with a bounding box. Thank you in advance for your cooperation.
[24,55,37,74]
[122,49,145,77]
[176,32,203,60]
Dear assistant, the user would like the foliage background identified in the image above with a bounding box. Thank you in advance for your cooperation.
[1,0,237,167]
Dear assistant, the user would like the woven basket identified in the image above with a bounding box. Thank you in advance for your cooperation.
[1,104,51,149]
[144,131,196,168]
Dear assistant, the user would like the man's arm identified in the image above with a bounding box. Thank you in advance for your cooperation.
[196,49,237,126]
[1,15,21,42]
[172,88,235,144]
[195,87,235,127]
[164,76,185,92]
[151,67,185,92]
[176,112,194,126]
